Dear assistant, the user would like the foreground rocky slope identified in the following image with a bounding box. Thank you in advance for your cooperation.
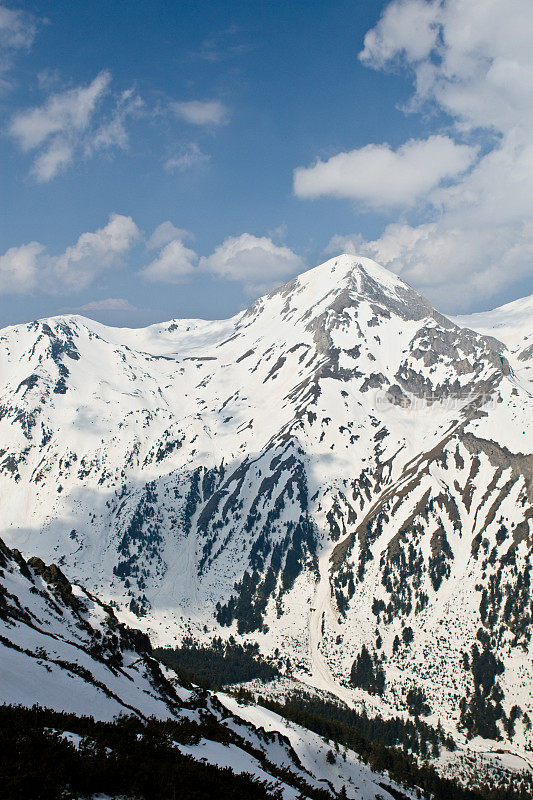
[0,255,531,766]
[0,535,432,800]
[0,534,182,721]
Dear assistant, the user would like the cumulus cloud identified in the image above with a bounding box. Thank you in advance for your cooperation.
[9,72,142,181]
[4,213,304,300]
[294,136,476,209]
[0,214,139,295]
[359,0,440,69]
[52,213,139,290]
[141,222,197,283]
[0,241,44,293]
[323,0,533,310]
[359,0,533,135]
[200,233,304,295]
[140,240,198,283]
[146,222,192,250]
[140,228,304,295]
[165,142,210,172]
[171,99,229,126]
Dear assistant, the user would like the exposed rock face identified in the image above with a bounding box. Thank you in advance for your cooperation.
[0,254,531,755]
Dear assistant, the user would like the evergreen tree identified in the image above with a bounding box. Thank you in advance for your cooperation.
[350,645,385,695]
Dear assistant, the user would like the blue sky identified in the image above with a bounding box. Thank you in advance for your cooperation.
[1,0,532,327]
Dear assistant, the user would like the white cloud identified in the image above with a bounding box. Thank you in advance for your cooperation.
[324,234,362,258]
[268,223,288,243]
[52,213,139,290]
[31,139,74,182]
[3,215,305,299]
[322,0,533,310]
[146,222,192,250]
[349,215,533,311]
[0,5,38,91]
[200,233,304,294]
[37,68,62,91]
[140,229,304,294]
[0,5,37,50]
[0,214,139,295]
[10,71,111,150]
[0,241,43,293]
[9,72,142,181]
[3,215,304,299]
[140,240,198,283]
[293,136,476,208]
[78,297,137,312]
[89,88,143,154]
[165,142,210,172]
[171,100,229,126]
[360,0,533,135]
[359,0,440,69]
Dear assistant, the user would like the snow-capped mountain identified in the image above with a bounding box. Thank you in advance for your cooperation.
[0,255,531,763]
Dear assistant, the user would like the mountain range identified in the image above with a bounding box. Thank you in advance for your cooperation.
[1,254,531,786]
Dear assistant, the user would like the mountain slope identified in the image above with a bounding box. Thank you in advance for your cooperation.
[0,255,531,767]
[453,294,533,389]
[0,535,188,720]
[0,535,431,800]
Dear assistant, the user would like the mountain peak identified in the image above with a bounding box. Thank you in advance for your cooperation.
[249,252,445,328]
[301,253,406,292]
